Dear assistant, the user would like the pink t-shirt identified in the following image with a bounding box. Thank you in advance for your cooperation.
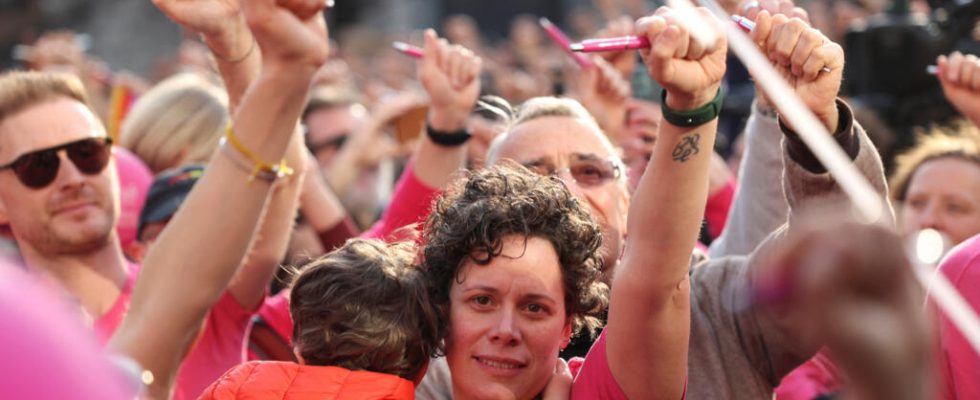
[94,263,253,400]
[571,329,688,400]
[569,330,628,399]
[704,177,735,239]
[937,234,980,400]
[252,162,441,356]
[773,350,841,400]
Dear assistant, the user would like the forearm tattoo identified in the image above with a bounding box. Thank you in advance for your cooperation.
[672,133,701,162]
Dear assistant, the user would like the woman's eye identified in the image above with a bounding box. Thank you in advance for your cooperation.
[526,303,546,314]
[472,295,492,307]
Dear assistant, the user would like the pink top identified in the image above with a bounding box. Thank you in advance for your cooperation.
[253,161,441,358]
[569,330,628,399]
[95,263,254,400]
[773,350,841,400]
[0,264,129,400]
[93,263,140,346]
[704,177,735,239]
[937,234,980,400]
[571,329,687,400]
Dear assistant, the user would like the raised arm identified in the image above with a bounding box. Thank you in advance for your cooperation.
[108,0,328,398]
[414,28,481,188]
[606,7,727,400]
[740,11,891,381]
[155,0,308,311]
[708,0,810,258]
[153,0,261,112]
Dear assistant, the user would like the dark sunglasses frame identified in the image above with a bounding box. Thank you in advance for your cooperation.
[0,136,113,189]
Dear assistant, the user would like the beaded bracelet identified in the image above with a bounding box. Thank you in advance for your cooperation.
[220,123,293,183]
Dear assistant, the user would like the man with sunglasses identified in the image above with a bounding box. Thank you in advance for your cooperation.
[0,0,328,398]
[0,76,122,314]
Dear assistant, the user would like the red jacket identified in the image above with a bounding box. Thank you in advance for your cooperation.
[199,361,415,400]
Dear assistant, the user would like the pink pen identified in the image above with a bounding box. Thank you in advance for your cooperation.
[731,15,754,33]
[392,41,423,59]
[569,36,651,53]
[569,17,748,53]
[539,17,594,68]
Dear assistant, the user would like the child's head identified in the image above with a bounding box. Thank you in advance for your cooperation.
[288,239,441,381]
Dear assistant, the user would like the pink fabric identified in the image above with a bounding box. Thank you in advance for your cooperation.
[253,161,441,355]
[0,264,130,400]
[93,262,141,345]
[774,351,841,400]
[95,263,253,400]
[570,330,628,400]
[171,291,254,400]
[362,161,441,242]
[704,177,735,239]
[936,234,980,400]
[112,147,153,248]
[247,290,294,361]
[256,290,293,343]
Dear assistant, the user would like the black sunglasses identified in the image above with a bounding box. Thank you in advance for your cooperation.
[0,137,113,189]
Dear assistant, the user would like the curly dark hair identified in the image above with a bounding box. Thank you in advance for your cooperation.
[289,239,443,380]
[422,164,609,346]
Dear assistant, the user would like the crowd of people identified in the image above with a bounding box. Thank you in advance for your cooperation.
[1,0,979,399]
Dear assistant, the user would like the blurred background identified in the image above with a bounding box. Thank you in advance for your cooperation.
[1,0,978,176]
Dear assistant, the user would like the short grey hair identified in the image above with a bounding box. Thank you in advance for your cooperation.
[485,96,623,174]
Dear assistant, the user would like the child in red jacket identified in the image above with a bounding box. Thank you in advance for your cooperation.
[201,239,443,400]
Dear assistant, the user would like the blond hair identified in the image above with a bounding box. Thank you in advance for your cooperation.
[0,70,89,124]
[890,119,980,202]
[119,74,228,173]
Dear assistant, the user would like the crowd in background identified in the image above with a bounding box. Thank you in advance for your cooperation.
[1,0,979,399]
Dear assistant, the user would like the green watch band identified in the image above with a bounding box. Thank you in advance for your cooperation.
[660,88,724,127]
